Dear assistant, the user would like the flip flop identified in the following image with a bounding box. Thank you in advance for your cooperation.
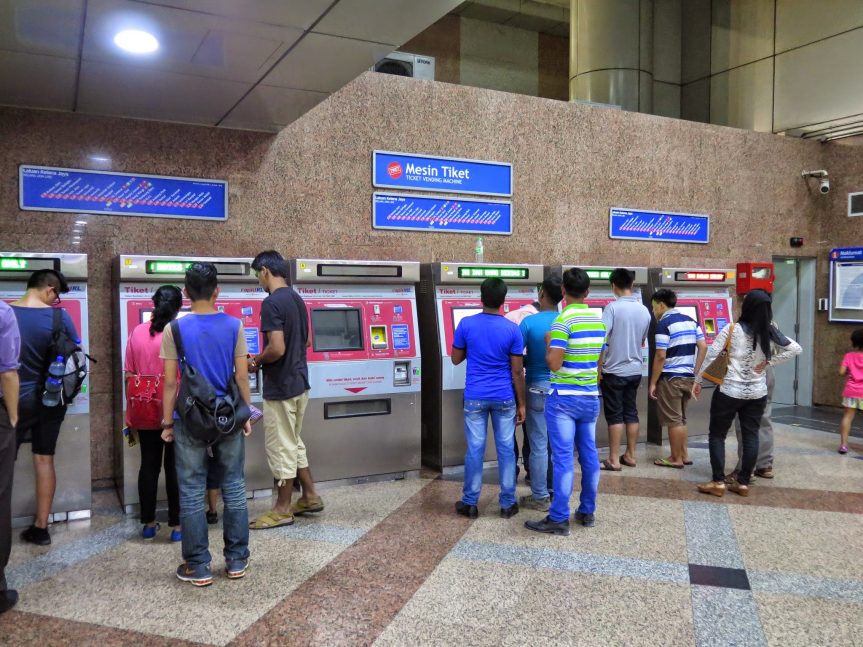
[249,511,294,530]
[654,458,685,469]
[620,454,636,468]
[684,460,694,466]
[600,459,622,472]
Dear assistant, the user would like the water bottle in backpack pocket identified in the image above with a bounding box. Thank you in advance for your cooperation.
[42,355,65,407]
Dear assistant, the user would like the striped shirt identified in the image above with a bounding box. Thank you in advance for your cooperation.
[655,309,705,378]
[549,303,606,396]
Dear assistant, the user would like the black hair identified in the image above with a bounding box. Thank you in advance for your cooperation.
[541,273,564,304]
[480,277,507,309]
[651,288,677,308]
[26,269,69,293]
[251,250,290,279]
[562,267,590,299]
[185,262,218,302]
[610,268,635,290]
[149,285,183,336]
[851,329,863,350]
[738,289,773,360]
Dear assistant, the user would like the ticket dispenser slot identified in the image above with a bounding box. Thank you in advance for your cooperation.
[703,318,716,335]
[370,324,389,350]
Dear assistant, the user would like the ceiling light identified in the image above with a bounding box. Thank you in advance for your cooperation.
[114,29,158,54]
[75,220,87,225]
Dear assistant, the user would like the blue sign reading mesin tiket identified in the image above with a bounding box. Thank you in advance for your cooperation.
[19,165,228,221]
[373,151,512,197]
[609,207,710,244]
[373,192,512,235]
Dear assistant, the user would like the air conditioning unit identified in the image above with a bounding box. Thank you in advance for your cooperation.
[849,192,863,217]
[372,52,435,81]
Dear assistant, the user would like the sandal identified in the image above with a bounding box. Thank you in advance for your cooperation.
[654,458,684,469]
[291,497,325,515]
[600,460,622,472]
[620,455,636,468]
[249,511,294,530]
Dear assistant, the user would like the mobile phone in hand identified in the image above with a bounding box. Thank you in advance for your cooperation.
[249,405,263,425]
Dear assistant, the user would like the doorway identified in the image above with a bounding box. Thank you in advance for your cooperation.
[771,257,815,406]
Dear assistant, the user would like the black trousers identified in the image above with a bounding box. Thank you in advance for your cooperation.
[138,429,180,527]
[708,390,768,486]
[0,401,15,593]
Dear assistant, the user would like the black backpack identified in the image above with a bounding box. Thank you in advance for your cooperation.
[46,308,93,404]
[170,319,250,446]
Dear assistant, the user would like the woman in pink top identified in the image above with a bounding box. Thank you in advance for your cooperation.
[124,286,182,540]
[838,329,863,454]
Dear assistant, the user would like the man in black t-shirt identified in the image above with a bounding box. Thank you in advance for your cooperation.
[248,251,322,530]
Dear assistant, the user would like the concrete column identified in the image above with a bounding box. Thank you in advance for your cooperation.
[570,0,654,112]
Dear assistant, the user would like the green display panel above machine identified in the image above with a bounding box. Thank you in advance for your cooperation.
[0,256,59,272]
[457,266,529,279]
[144,259,249,276]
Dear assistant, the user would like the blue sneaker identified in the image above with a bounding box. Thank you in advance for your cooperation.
[176,562,212,587]
[170,528,182,542]
[142,523,160,541]
[225,558,249,580]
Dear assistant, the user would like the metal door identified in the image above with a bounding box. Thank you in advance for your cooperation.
[772,258,815,406]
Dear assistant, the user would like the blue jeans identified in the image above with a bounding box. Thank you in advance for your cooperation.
[546,393,601,522]
[462,398,517,508]
[174,419,250,567]
[526,384,551,500]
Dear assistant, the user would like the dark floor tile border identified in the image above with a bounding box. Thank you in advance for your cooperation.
[229,479,488,647]
[0,609,206,646]
[598,475,863,514]
[688,564,751,591]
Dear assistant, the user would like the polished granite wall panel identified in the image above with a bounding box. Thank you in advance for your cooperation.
[0,72,830,483]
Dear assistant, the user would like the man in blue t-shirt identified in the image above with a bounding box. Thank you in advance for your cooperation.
[518,273,563,510]
[452,278,526,519]
[11,269,78,547]
[161,263,253,587]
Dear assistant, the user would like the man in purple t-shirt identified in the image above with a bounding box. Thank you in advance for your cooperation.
[0,300,21,614]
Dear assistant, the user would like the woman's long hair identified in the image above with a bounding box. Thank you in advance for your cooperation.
[149,285,183,336]
[738,289,773,360]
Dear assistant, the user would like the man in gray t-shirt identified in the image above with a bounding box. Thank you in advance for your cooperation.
[598,269,651,471]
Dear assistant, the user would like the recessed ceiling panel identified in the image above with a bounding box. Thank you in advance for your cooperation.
[0,51,77,110]
[0,0,85,58]
[83,0,302,83]
[78,60,251,125]
[314,0,463,45]
[220,84,329,130]
[137,0,336,30]
[263,32,392,92]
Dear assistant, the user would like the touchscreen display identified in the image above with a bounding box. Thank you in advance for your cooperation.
[311,308,363,351]
[452,307,482,332]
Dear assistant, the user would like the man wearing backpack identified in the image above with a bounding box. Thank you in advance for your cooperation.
[0,300,21,614]
[11,269,79,546]
[160,263,253,587]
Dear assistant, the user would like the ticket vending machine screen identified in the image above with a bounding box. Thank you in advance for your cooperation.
[452,307,482,331]
[676,306,699,324]
[139,309,191,324]
[311,308,364,352]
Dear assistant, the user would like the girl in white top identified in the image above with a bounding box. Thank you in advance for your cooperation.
[694,289,801,497]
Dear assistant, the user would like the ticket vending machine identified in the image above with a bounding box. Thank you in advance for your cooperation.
[645,267,736,443]
[114,255,271,513]
[0,252,91,523]
[546,265,650,448]
[418,262,545,470]
[289,259,422,481]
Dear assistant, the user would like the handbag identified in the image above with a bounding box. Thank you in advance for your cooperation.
[701,323,735,385]
[171,320,251,446]
[126,374,164,429]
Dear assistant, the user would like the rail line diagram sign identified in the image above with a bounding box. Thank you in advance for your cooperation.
[609,207,709,244]
[19,165,228,221]
[372,192,512,235]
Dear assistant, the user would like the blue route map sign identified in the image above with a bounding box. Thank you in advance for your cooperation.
[19,165,228,221]
[609,207,709,244]
[373,151,512,197]
[373,192,512,235]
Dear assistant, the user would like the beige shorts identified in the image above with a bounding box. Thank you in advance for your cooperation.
[656,377,694,427]
[263,391,310,484]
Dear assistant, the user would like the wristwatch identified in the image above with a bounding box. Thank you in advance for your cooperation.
[160,420,174,429]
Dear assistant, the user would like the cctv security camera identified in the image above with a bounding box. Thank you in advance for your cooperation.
[802,169,830,194]
[819,178,830,193]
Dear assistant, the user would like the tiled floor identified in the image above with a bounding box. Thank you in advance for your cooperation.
[1,422,861,646]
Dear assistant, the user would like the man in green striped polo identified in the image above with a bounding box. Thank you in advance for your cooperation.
[525,268,605,536]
